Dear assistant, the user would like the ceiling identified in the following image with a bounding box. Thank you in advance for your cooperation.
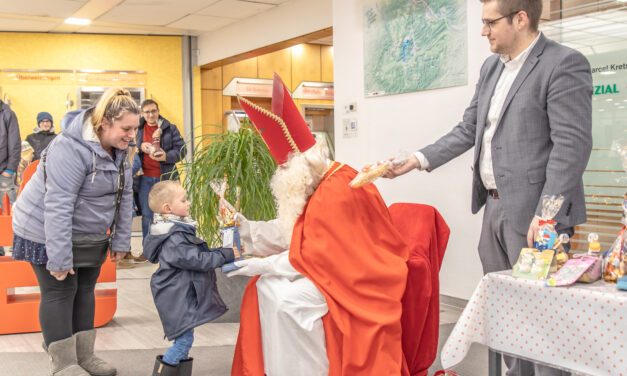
[0,0,293,36]
[540,2,627,55]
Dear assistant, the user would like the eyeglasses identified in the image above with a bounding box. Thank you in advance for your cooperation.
[482,11,520,31]
[143,109,158,115]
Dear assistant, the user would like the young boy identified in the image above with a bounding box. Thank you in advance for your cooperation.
[143,180,238,376]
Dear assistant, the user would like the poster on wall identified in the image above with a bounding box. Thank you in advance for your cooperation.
[363,0,467,97]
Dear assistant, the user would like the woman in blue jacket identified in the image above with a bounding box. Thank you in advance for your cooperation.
[12,87,138,376]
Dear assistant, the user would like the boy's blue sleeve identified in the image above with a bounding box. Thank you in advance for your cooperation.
[160,235,235,272]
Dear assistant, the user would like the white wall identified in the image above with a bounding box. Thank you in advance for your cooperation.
[197,0,332,66]
[333,0,492,300]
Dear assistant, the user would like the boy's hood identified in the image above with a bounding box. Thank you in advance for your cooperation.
[142,220,197,263]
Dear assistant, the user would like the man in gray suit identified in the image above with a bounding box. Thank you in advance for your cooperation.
[385,0,591,375]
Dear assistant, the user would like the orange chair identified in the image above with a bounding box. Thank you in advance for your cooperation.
[0,194,11,246]
[0,257,117,334]
[18,159,39,196]
[0,160,117,334]
[0,160,39,246]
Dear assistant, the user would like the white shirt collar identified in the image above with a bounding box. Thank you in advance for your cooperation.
[499,32,541,68]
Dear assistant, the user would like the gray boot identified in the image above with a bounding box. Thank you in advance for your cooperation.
[178,357,193,376]
[47,336,90,376]
[75,329,116,376]
[152,356,179,376]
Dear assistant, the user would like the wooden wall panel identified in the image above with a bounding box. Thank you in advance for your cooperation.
[201,67,222,90]
[200,41,334,139]
[321,45,334,83]
[201,89,223,129]
[222,57,258,88]
[258,49,292,89]
[222,96,232,129]
[291,44,321,91]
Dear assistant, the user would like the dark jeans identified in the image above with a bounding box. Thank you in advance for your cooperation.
[138,176,161,240]
[31,263,102,346]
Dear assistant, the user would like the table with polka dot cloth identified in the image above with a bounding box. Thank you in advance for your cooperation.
[441,270,627,375]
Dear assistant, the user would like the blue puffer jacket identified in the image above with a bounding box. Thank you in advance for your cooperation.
[12,108,133,271]
[143,220,234,340]
[136,116,185,180]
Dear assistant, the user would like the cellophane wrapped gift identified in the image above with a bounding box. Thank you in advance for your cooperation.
[210,179,244,272]
[350,152,409,188]
[605,141,627,286]
[534,194,564,251]
[149,128,164,158]
[602,202,626,283]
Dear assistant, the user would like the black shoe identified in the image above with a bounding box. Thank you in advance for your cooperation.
[0,247,4,256]
[152,355,178,376]
[178,358,193,376]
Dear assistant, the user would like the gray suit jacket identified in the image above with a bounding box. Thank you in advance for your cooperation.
[420,34,592,234]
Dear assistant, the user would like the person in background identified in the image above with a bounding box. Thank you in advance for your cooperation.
[14,141,35,188]
[0,98,20,257]
[132,99,185,264]
[143,180,236,376]
[383,0,592,375]
[26,111,57,161]
[11,87,138,376]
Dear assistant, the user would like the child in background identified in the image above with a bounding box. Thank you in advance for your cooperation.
[15,141,34,187]
[143,180,238,376]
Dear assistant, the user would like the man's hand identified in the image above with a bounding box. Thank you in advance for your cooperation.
[50,268,74,281]
[110,251,126,262]
[526,216,541,248]
[150,151,167,162]
[140,142,152,154]
[1,171,12,178]
[382,154,421,178]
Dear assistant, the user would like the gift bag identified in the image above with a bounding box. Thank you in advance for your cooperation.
[534,194,564,251]
[513,248,554,280]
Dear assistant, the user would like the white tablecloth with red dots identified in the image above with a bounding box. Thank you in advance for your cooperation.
[441,271,627,375]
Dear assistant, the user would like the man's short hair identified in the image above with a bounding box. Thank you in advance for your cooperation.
[148,180,180,213]
[481,0,543,32]
[141,99,159,111]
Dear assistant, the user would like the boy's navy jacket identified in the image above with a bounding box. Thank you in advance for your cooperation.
[143,220,234,340]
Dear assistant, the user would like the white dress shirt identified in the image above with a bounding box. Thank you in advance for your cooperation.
[415,33,541,191]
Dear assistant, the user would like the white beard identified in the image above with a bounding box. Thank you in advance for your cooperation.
[270,140,331,245]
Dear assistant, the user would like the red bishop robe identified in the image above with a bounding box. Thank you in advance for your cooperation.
[232,162,410,375]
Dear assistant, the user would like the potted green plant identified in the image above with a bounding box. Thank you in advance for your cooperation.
[183,119,277,246]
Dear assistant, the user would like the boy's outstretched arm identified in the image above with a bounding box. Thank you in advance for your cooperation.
[161,238,235,272]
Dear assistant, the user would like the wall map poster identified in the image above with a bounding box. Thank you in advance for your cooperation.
[364,0,467,97]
